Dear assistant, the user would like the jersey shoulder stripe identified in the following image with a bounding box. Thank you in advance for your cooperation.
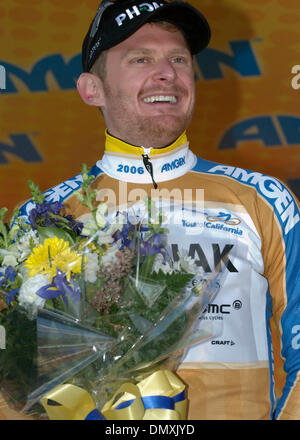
[17,164,104,218]
[192,156,300,238]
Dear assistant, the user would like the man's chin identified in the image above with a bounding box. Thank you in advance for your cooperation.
[144,115,190,143]
[113,114,192,147]
[137,127,186,148]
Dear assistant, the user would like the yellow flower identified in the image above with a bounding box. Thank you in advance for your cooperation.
[24,237,85,280]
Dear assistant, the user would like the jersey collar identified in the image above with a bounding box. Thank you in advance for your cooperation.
[97,131,197,184]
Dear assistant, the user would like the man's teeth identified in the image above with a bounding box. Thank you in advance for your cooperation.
[143,95,177,103]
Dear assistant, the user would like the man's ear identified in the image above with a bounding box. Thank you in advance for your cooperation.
[76,73,105,107]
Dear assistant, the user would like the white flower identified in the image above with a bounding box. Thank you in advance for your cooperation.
[18,273,50,311]
[152,253,173,275]
[16,229,39,260]
[84,252,99,283]
[101,240,121,266]
[173,252,199,274]
[2,253,18,268]
[81,219,98,238]
[95,203,108,229]
[96,222,123,246]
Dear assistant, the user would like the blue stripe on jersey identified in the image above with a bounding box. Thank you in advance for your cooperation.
[18,164,103,219]
[266,289,276,419]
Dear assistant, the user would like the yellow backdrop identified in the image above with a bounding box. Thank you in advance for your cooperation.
[0,0,300,400]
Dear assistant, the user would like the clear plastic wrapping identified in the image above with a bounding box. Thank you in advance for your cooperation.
[0,186,227,419]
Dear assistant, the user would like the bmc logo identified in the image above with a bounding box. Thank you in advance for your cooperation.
[218,115,300,149]
[0,39,260,94]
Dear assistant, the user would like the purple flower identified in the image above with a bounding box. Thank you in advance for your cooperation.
[64,215,84,235]
[112,215,150,249]
[28,202,83,235]
[5,289,19,306]
[36,269,81,308]
[140,233,167,259]
[112,214,166,261]
[29,202,63,228]
[0,267,19,305]
[0,266,17,286]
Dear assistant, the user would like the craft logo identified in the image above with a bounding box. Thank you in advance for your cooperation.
[0,325,5,349]
[0,65,6,90]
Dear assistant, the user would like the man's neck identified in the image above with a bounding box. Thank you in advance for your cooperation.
[106,131,181,149]
[104,130,188,155]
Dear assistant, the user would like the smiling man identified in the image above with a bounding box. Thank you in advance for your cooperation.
[77,21,196,148]
[15,0,300,421]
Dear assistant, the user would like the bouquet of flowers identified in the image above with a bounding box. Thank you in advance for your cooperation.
[0,166,225,420]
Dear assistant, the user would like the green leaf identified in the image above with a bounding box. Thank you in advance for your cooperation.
[27,180,45,204]
[0,207,8,221]
[37,225,76,246]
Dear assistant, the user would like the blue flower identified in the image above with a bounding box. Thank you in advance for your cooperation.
[0,266,17,286]
[113,215,150,249]
[36,269,81,308]
[28,202,83,235]
[112,214,166,260]
[140,233,167,260]
[5,289,19,306]
[0,267,19,305]
[29,202,63,228]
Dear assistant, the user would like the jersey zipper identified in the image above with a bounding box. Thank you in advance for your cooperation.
[141,147,158,189]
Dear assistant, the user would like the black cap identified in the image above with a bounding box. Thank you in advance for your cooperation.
[82,0,211,72]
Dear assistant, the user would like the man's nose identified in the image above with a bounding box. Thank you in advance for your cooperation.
[152,58,177,82]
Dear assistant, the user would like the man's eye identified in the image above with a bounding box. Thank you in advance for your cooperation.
[172,57,185,63]
[135,57,148,64]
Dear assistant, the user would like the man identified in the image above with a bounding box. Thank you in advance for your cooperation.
[17,0,300,420]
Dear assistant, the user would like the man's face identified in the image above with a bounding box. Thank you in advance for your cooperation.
[99,23,196,148]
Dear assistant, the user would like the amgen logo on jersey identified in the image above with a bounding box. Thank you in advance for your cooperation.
[208,165,299,235]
